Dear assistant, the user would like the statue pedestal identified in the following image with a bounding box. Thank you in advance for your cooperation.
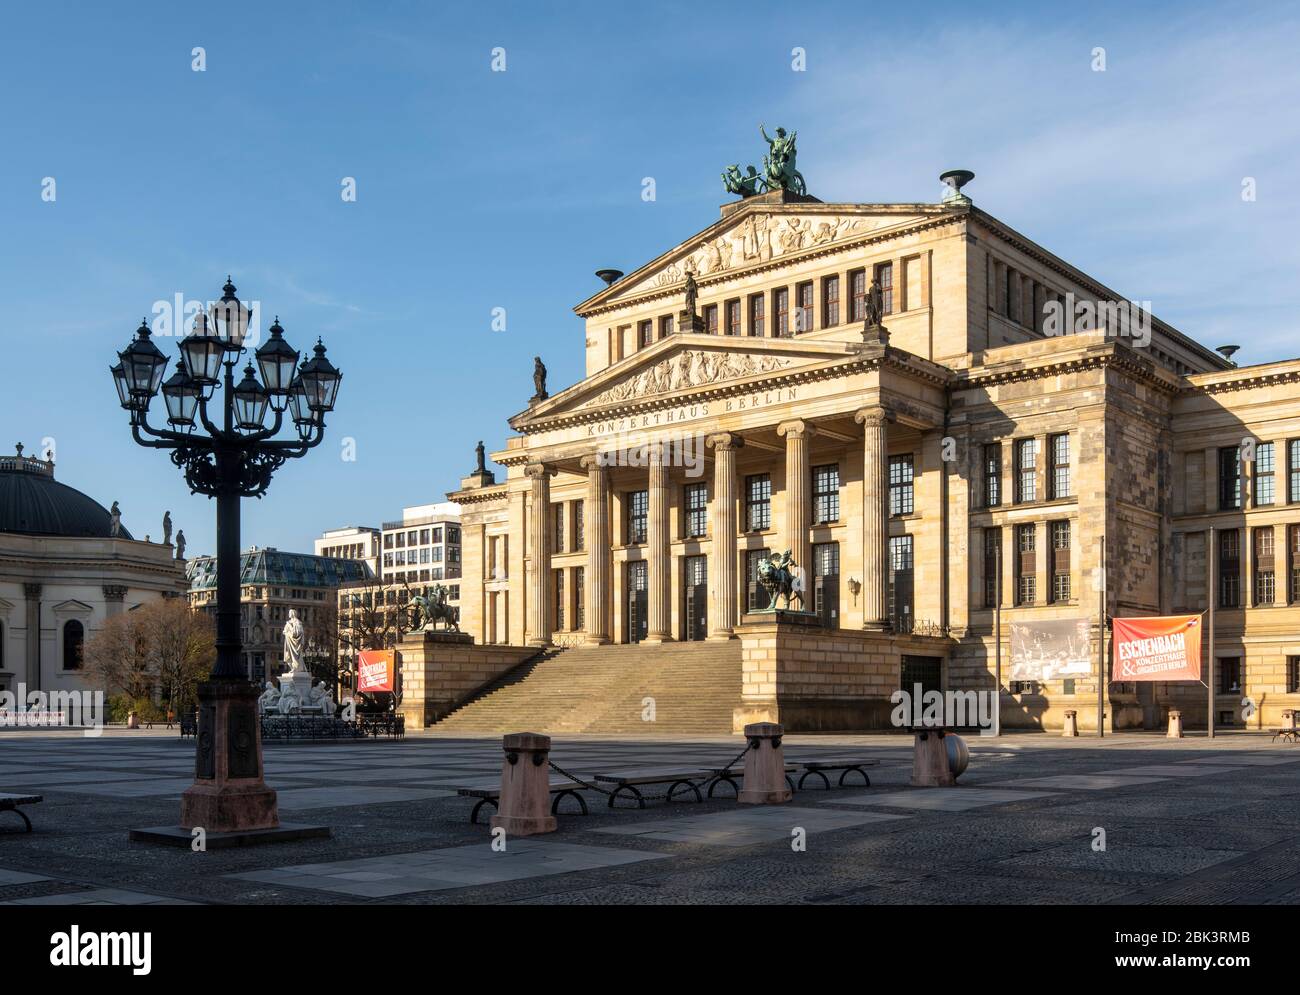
[678,310,705,334]
[277,669,314,710]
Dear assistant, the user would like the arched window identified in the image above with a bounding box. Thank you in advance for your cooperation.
[63,620,84,670]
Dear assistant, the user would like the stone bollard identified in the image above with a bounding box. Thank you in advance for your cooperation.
[738,722,792,804]
[490,732,556,836]
[1167,709,1183,739]
[912,728,956,787]
[1062,709,1079,737]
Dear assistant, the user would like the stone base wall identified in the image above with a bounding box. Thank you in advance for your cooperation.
[735,616,953,732]
[398,631,540,729]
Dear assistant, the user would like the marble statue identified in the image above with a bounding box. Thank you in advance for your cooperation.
[257,680,281,714]
[282,608,306,673]
[162,510,172,545]
[109,501,122,538]
[309,682,336,717]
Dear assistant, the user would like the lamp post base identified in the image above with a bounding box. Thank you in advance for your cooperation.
[180,678,279,834]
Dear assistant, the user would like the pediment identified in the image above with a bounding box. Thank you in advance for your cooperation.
[52,599,94,615]
[577,203,951,315]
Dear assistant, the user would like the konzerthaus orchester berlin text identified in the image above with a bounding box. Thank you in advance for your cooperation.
[403,158,1300,737]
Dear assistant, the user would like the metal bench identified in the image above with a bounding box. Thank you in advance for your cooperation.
[457,781,589,824]
[704,764,798,798]
[791,758,878,789]
[0,793,42,833]
[1270,728,1299,743]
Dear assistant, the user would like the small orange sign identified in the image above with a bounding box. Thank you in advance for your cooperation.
[357,650,395,693]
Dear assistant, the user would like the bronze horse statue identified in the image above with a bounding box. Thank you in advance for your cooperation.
[408,585,459,632]
[757,550,805,611]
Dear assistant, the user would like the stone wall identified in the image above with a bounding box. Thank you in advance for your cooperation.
[398,631,539,729]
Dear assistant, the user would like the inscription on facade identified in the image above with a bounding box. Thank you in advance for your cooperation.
[586,387,798,436]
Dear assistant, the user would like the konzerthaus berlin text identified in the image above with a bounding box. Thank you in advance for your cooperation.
[433,174,1300,735]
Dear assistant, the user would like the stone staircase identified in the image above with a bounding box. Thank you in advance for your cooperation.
[435,641,744,735]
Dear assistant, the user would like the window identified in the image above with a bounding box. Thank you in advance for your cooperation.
[1288,656,1300,693]
[813,464,840,523]
[554,569,565,630]
[726,299,741,336]
[62,620,84,670]
[448,526,460,543]
[574,501,584,552]
[889,455,914,516]
[638,319,653,348]
[684,483,708,538]
[1219,446,1242,510]
[553,504,565,554]
[1048,434,1070,499]
[575,566,585,631]
[774,287,790,337]
[383,534,393,549]
[703,303,718,334]
[747,548,772,611]
[627,490,648,544]
[822,275,840,328]
[1219,528,1240,608]
[1255,441,1275,505]
[983,528,1002,608]
[433,527,445,543]
[1218,657,1242,695]
[812,542,840,622]
[746,474,771,531]
[1015,439,1039,503]
[1050,521,1072,603]
[983,444,1001,508]
[1255,526,1275,605]
[659,314,674,340]
[1290,440,1300,503]
[875,262,894,314]
[748,293,765,337]
[1291,526,1300,603]
[849,268,866,322]
[795,281,813,333]
[1016,524,1036,605]
[889,535,914,630]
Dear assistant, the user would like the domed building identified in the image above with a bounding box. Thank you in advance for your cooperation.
[0,443,187,698]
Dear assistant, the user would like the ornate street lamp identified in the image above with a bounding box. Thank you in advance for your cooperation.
[115,278,341,841]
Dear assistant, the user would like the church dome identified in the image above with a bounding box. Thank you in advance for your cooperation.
[0,444,133,539]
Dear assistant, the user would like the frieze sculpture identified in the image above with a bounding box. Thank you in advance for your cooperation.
[588,351,793,407]
[531,356,548,402]
[757,549,805,611]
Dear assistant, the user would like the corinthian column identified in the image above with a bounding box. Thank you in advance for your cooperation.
[855,407,889,629]
[524,462,552,646]
[580,454,611,645]
[707,433,743,637]
[777,419,814,596]
[645,445,672,642]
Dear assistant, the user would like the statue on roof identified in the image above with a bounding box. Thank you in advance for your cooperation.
[758,124,806,196]
[109,501,122,538]
[162,510,172,546]
[175,529,187,560]
[722,163,762,198]
[475,440,486,474]
[683,269,699,316]
[531,356,548,402]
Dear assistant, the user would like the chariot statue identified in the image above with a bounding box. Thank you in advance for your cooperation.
[722,163,762,198]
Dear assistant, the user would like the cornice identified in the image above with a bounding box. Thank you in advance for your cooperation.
[957,349,1177,395]
[1181,367,1300,397]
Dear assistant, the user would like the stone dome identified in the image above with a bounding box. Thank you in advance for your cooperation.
[0,444,133,539]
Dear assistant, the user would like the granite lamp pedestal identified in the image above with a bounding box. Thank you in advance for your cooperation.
[181,678,278,832]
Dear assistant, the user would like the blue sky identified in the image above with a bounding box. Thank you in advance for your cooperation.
[2,0,1298,556]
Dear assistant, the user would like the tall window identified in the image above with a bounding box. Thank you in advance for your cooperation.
[1291,526,1300,603]
[889,535,914,630]
[1288,656,1300,694]
[1255,441,1275,506]
[703,303,718,334]
[774,287,790,337]
[726,299,741,336]
[62,620,84,670]
[554,569,565,630]
[575,566,585,631]
[1050,520,1072,603]
[746,474,771,531]
[1255,526,1275,605]
[747,548,772,611]
[749,293,765,337]
[638,319,653,349]
[1218,657,1242,695]
[574,500,584,552]
[1290,440,1300,503]
[1048,434,1070,499]
[1219,446,1242,510]
[1015,439,1039,503]
[875,262,894,314]
[553,504,565,554]
[684,482,708,538]
[983,444,1001,508]
[889,455,915,516]
[795,281,813,333]
[1016,524,1037,605]
[813,464,840,523]
[659,314,674,340]
[1219,528,1240,608]
[627,490,648,544]
[822,275,840,328]
[983,528,1002,608]
[849,268,866,322]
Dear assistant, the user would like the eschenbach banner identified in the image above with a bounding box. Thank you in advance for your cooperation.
[356,650,396,693]
[1111,615,1203,682]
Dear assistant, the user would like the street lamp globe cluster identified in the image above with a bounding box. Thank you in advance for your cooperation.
[109,277,341,836]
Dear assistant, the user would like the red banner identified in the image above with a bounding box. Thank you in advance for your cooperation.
[356,650,395,693]
[1112,615,1202,682]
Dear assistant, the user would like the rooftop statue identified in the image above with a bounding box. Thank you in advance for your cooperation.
[532,356,548,402]
[722,163,762,198]
[721,125,807,199]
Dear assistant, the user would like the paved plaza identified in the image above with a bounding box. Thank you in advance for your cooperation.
[1,729,1299,904]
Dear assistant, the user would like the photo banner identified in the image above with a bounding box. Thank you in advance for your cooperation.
[1112,615,1202,682]
[1008,619,1094,681]
[356,650,396,693]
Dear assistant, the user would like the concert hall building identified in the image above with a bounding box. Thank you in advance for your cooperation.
[432,177,1300,735]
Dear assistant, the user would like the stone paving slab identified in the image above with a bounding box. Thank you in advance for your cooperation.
[0,769,169,786]
[997,841,1245,877]
[1,888,200,905]
[273,785,454,810]
[228,840,669,896]
[301,768,478,783]
[0,868,50,885]
[594,805,907,845]
[982,774,1170,791]
[1175,754,1299,766]
[1092,764,1239,778]
[831,788,1058,811]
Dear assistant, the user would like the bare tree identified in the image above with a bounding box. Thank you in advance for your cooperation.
[82,597,213,713]
[82,610,153,701]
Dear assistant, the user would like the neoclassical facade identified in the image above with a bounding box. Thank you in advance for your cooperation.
[446,184,1300,732]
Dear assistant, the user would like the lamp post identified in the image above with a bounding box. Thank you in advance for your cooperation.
[114,278,340,837]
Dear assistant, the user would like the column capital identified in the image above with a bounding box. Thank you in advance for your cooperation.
[103,585,128,601]
[579,453,606,472]
[776,419,815,440]
[706,432,745,453]
[23,583,42,599]
[854,406,890,429]
[524,461,551,480]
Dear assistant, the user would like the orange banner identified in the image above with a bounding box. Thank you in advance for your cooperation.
[356,650,395,693]
[1112,615,1202,682]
